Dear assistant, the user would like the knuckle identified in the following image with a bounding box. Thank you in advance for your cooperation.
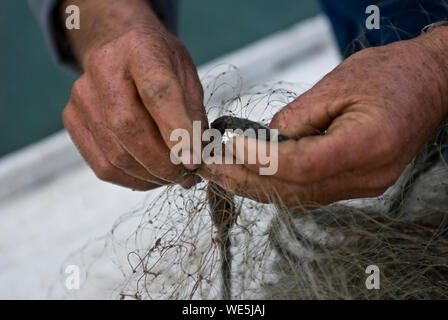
[126,29,168,60]
[70,76,94,109]
[70,77,86,100]
[93,159,116,182]
[171,37,189,56]
[126,27,153,43]
[61,105,73,126]
[271,110,289,128]
[107,110,138,133]
[141,71,177,103]
[85,47,117,79]
[85,48,107,70]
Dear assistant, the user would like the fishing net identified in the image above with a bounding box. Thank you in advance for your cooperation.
[60,63,448,300]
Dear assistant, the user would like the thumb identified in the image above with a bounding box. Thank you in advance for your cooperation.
[269,87,340,139]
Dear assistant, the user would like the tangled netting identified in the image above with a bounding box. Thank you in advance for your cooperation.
[61,64,448,300]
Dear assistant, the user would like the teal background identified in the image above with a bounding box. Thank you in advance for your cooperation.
[0,0,320,157]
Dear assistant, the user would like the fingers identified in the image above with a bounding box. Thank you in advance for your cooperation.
[71,76,168,186]
[199,161,397,207]
[199,163,286,204]
[62,103,159,191]
[85,70,188,184]
[229,108,399,185]
[181,65,209,128]
[173,47,206,120]
[268,68,368,137]
[200,121,404,206]
[269,86,339,138]
[64,28,206,190]
[129,52,207,168]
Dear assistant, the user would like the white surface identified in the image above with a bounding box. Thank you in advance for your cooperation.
[0,131,82,200]
[0,165,150,299]
[0,16,341,299]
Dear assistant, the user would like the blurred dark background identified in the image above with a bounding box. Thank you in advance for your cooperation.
[0,0,320,157]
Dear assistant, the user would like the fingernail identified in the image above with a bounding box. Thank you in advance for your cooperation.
[179,174,202,189]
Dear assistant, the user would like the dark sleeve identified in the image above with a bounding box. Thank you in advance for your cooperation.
[319,0,448,58]
[28,0,179,73]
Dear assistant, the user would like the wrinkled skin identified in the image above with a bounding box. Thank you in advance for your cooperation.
[60,0,448,206]
[61,0,206,190]
[199,27,448,207]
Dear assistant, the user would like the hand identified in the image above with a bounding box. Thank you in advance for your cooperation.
[61,0,207,190]
[199,27,448,207]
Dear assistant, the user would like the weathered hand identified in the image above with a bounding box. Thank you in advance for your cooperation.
[199,27,448,207]
[62,0,206,190]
